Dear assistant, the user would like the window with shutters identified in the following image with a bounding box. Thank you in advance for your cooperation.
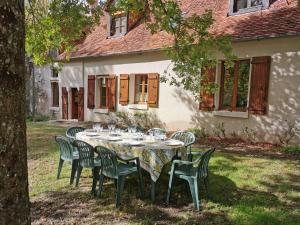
[134,74,148,104]
[229,0,268,15]
[95,76,109,109]
[51,82,59,107]
[110,14,127,37]
[219,60,251,112]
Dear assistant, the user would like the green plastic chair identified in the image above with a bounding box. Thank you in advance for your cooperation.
[95,146,144,207]
[170,131,195,160]
[73,140,102,193]
[166,148,215,211]
[66,126,85,140]
[147,128,166,136]
[55,135,79,184]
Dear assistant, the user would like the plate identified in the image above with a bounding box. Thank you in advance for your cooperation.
[110,133,122,137]
[164,139,184,146]
[85,129,96,133]
[107,136,122,141]
[85,133,99,137]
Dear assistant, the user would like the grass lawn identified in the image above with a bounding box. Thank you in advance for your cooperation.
[27,122,300,225]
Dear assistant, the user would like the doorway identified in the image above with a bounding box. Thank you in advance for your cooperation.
[71,88,79,119]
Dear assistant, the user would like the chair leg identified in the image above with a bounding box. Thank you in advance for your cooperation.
[91,167,100,194]
[75,165,83,187]
[70,159,78,185]
[116,176,125,208]
[57,158,64,179]
[137,168,144,199]
[97,174,105,198]
[166,165,175,204]
[204,175,212,200]
[188,178,200,211]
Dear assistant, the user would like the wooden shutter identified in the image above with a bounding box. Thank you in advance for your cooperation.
[61,87,68,119]
[249,56,271,115]
[87,75,95,109]
[119,74,129,105]
[108,75,117,112]
[148,73,159,108]
[78,87,84,121]
[199,67,216,111]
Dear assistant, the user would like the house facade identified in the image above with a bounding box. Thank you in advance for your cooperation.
[41,0,300,143]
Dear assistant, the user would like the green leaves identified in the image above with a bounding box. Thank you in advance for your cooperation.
[25,0,102,65]
[26,0,235,100]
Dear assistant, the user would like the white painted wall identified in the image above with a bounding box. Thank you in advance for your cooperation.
[59,62,84,119]
[46,36,300,143]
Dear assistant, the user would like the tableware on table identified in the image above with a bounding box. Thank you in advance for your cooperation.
[85,133,100,137]
[164,139,184,146]
[124,140,143,146]
[85,129,96,133]
[106,136,122,141]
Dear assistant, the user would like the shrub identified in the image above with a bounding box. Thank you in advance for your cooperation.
[242,126,256,143]
[280,146,300,154]
[115,111,165,131]
[213,122,226,139]
[27,114,49,122]
[188,128,209,138]
[277,120,299,146]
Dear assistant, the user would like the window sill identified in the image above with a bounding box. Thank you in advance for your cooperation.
[50,107,60,112]
[213,110,248,119]
[94,108,109,114]
[128,104,148,110]
[228,5,266,16]
[50,78,59,82]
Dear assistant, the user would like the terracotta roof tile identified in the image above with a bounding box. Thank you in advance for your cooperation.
[64,0,300,59]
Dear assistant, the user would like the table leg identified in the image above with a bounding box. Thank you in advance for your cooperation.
[151,179,156,202]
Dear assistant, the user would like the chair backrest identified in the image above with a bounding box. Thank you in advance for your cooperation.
[170,131,195,147]
[148,128,166,136]
[197,148,215,179]
[74,140,95,167]
[66,126,85,140]
[55,135,74,161]
[95,146,118,178]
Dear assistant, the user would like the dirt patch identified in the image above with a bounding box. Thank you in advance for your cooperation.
[194,137,300,161]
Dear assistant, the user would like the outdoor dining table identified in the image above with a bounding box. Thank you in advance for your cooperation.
[75,129,186,201]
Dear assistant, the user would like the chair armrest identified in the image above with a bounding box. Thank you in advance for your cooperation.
[172,159,193,166]
[117,155,139,163]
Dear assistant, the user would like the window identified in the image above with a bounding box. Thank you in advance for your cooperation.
[51,82,59,107]
[52,67,58,78]
[219,60,250,111]
[135,74,148,104]
[110,15,127,37]
[229,0,268,15]
[96,76,109,108]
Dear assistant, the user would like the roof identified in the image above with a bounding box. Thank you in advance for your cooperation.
[63,0,300,59]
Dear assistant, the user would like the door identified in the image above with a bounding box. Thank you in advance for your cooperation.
[78,87,84,121]
[71,88,79,119]
[62,87,68,119]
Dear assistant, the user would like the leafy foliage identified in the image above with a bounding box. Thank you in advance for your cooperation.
[25,0,102,65]
[26,0,235,96]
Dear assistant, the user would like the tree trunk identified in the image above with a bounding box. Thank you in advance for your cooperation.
[0,1,30,225]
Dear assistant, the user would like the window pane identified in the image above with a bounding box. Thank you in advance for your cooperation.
[233,0,247,12]
[251,0,262,7]
[135,75,148,103]
[110,18,116,36]
[101,79,107,108]
[52,82,59,107]
[236,60,250,109]
[222,66,234,109]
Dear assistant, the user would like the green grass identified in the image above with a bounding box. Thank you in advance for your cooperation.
[27,122,300,225]
[280,146,300,154]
